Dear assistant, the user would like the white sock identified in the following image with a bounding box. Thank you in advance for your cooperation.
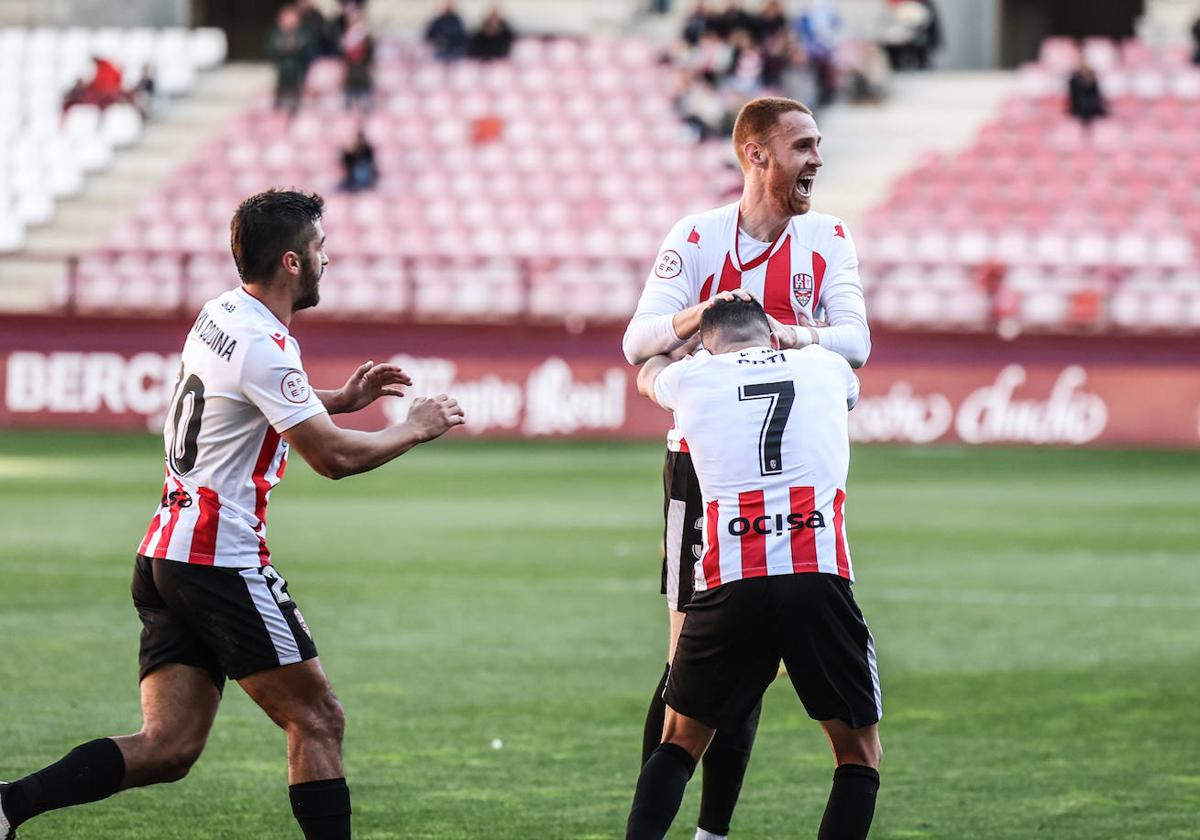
[695,830,727,840]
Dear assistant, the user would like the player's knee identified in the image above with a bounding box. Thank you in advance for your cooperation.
[292,693,345,745]
[151,738,205,783]
[838,734,881,769]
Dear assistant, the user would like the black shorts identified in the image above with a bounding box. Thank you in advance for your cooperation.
[662,449,704,611]
[131,555,318,692]
[665,573,882,731]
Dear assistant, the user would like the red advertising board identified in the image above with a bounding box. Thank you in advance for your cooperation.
[1,316,1197,446]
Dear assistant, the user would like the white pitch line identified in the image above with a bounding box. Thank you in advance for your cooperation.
[870,587,1200,611]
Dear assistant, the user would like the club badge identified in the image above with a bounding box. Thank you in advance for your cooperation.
[793,272,814,307]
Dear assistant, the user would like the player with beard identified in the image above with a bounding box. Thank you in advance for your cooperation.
[622,97,871,840]
[0,190,465,840]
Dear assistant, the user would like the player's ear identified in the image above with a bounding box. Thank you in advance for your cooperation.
[745,141,767,169]
[282,250,302,276]
[770,330,781,350]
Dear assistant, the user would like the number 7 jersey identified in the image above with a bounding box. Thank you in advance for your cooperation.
[138,287,328,568]
[653,345,860,590]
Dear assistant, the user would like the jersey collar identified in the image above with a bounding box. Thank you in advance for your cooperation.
[234,286,289,335]
[733,207,789,272]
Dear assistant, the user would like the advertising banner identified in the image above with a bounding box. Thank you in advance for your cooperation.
[0,317,1196,446]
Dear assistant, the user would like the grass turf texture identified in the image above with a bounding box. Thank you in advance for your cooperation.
[0,430,1197,839]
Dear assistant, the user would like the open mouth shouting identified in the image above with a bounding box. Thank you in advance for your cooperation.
[796,174,815,199]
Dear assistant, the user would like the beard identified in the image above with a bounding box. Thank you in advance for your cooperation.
[293,254,322,312]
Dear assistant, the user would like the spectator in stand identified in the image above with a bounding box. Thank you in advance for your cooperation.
[1191,13,1200,65]
[63,56,138,111]
[797,0,841,106]
[268,5,315,115]
[757,0,789,42]
[709,0,756,41]
[676,69,729,140]
[726,27,765,95]
[468,6,516,61]
[130,63,157,118]
[1068,57,1107,128]
[295,0,333,57]
[880,0,933,71]
[425,1,469,61]
[338,127,378,192]
[916,0,942,67]
[340,2,374,111]
[681,0,710,48]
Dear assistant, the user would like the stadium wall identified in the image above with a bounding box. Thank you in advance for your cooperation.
[1,316,1195,447]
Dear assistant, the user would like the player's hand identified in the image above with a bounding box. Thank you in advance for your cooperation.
[711,288,755,305]
[406,393,466,441]
[337,361,412,412]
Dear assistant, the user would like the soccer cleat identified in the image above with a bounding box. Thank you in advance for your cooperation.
[0,781,14,839]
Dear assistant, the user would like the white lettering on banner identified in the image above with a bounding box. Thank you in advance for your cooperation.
[384,356,627,436]
[849,382,953,443]
[5,352,178,418]
[523,358,626,435]
[384,355,522,434]
[956,365,1108,444]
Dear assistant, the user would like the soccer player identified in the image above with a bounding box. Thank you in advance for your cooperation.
[622,96,870,840]
[0,190,464,840]
[626,296,882,839]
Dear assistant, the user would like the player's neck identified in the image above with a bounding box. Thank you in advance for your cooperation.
[738,188,790,243]
[241,283,294,328]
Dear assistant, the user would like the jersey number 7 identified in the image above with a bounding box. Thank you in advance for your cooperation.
[738,380,795,476]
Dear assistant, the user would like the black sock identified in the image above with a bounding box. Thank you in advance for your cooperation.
[627,743,697,840]
[289,777,352,840]
[817,763,880,840]
[3,738,126,828]
[640,663,670,766]
[697,699,762,836]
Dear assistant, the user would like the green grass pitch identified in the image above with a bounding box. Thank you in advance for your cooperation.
[1,430,1198,839]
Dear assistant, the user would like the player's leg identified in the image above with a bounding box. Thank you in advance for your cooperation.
[240,658,350,840]
[777,574,884,840]
[641,606,686,765]
[0,663,221,832]
[627,707,715,839]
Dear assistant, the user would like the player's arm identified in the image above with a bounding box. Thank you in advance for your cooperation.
[622,219,705,365]
[314,360,412,414]
[636,344,695,409]
[283,395,464,480]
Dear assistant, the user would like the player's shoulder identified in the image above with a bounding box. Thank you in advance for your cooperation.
[201,288,300,367]
[791,209,852,245]
[785,344,853,371]
[671,202,738,241]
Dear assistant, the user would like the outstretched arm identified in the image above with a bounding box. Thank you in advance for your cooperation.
[284,393,464,480]
[316,361,413,415]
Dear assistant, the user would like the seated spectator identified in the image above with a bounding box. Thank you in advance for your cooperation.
[469,6,516,61]
[757,0,788,42]
[340,3,374,111]
[63,56,137,111]
[880,0,933,71]
[708,0,755,41]
[338,128,378,192]
[130,64,157,118]
[797,0,841,106]
[1068,58,1106,126]
[268,5,315,114]
[726,28,764,95]
[425,1,469,61]
[1192,14,1200,65]
[676,70,729,140]
[681,0,710,48]
[296,0,334,57]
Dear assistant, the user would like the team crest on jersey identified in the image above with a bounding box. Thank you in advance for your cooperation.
[655,249,683,279]
[792,273,814,307]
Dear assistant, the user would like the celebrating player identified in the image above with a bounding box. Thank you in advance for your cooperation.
[626,296,882,839]
[0,190,464,840]
[622,96,871,839]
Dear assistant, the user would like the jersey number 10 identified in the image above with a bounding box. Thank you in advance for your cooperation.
[168,373,206,475]
[738,380,795,476]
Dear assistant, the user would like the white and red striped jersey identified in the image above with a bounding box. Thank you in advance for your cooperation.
[138,287,327,568]
[624,201,870,452]
[654,345,860,589]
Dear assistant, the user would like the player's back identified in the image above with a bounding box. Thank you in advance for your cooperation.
[662,345,859,588]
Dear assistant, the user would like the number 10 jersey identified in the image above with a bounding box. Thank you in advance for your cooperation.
[138,287,328,568]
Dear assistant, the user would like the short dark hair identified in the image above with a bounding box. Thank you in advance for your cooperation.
[699,297,771,346]
[230,190,325,282]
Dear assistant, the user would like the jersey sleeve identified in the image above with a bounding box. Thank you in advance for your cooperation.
[652,356,693,411]
[622,216,706,364]
[240,335,329,433]
[814,220,872,368]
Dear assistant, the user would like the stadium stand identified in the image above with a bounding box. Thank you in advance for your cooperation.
[858,36,1200,333]
[0,26,227,254]
[73,36,741,323]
